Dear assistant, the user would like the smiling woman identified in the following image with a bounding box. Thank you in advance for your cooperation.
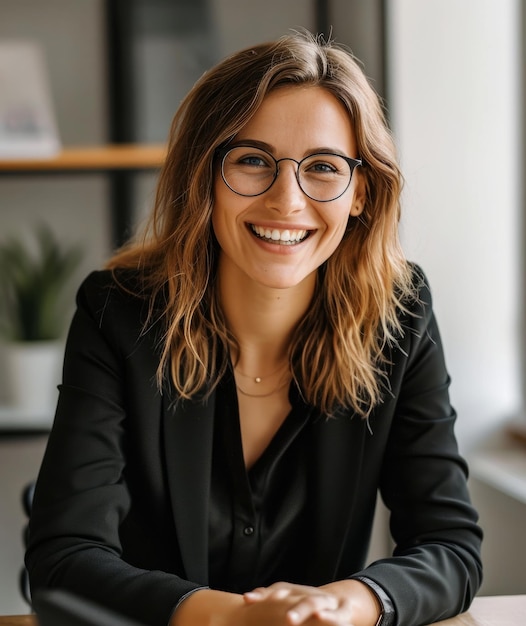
[26,31,482,626]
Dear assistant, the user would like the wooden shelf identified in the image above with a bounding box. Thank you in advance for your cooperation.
[0,143,167,172]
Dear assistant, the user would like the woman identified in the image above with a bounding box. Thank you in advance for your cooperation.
[26,32,482,626]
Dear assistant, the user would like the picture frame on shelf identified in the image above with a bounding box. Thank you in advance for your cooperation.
[0,40,61,159]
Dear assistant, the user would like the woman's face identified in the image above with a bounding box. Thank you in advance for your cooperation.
[212,85,365,293]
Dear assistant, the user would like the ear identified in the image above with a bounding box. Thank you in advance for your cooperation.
[350,170,366,217]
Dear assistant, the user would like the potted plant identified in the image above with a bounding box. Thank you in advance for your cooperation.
[0,224,83,420]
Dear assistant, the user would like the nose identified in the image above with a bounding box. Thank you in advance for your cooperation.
[264,159,306,214]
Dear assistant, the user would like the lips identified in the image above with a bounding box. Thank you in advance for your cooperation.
[250,224,310,245]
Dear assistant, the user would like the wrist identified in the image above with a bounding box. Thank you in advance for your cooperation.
[354,577,395,626]
[170,588,243,626]
[321,579,382,626]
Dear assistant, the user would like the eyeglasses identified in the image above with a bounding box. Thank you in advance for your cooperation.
[217,144,362,203]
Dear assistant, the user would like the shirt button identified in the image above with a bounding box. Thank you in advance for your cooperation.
[243,525,255,536]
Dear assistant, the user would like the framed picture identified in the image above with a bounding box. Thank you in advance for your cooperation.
[0,41,61,158]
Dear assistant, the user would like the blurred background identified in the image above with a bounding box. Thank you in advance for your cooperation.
[0,0,524,615]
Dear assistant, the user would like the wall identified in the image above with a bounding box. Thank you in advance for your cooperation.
[386,0,525,594]
[387,0,523,451]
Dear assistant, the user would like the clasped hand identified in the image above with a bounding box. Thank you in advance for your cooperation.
[243,581,357,625]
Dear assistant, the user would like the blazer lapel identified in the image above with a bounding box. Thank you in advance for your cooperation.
[163,389,216,585]
[308,413,369,583]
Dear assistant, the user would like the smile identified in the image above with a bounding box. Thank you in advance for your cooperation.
[250,224,310,245]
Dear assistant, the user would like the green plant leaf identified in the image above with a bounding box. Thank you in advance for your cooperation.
[0,224,84,341]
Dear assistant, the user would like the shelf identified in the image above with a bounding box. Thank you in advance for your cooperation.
[0,143,167,172]
[0,406,53,434]
[470,433,526,505]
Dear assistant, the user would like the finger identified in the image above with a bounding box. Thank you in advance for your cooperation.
[244,589,266,603]
[244,586,289,603]
[244,582,296,603]
[286,594,339,624]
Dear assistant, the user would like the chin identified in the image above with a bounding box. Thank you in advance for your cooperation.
[252,270,315,291]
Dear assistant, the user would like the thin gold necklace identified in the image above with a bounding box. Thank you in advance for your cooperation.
[234,360,289,384]
[235,378,291,398]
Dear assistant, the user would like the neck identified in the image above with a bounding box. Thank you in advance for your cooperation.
[216,257,315,372]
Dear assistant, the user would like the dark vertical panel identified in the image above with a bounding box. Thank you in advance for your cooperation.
[379,0,391,119]
[330,0,386,100]
[314,0,331,38]
[104,0,136,247]
[130,0,218,142]
[102,0,220,246]
[379,0,388,108]
[105,0,136,142]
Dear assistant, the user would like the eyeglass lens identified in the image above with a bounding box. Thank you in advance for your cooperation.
[221,146,358,202]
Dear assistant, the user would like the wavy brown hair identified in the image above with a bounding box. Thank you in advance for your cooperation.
[107,31,416,417]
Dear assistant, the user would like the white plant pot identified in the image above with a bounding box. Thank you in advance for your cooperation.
[4,340,63,425]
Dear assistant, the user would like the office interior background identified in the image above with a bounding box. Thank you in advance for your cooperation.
[0,0,525,615]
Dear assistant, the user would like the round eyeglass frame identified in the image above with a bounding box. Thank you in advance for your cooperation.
[216,144,362,203]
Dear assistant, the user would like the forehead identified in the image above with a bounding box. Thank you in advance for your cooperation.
[234,85,356,155]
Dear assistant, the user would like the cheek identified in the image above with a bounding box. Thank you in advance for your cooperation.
[324,202,352,235]
[210,185,246,253]
[319,204,353,259]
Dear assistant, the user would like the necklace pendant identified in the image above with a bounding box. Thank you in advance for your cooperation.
[255,377,262,383]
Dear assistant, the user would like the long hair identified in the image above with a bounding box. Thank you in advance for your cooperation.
[107,31,416,417]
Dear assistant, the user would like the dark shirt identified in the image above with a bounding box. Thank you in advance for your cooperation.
[209,372,315,592]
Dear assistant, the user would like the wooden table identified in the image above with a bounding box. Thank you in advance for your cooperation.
[430,595,526,625]
[0,618,33,626]
[1,595,525,626]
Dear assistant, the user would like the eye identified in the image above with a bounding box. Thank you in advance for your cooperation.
[239,154,269,168]
[308,161,337,173]
[227,147,274,170]
[302,154,349,178]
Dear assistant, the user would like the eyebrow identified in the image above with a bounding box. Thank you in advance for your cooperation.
[230,138,351,158]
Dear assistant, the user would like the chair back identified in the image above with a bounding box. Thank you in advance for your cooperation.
[20,480,35,606]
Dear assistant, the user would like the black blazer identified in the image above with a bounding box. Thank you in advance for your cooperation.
[26,269,482,626]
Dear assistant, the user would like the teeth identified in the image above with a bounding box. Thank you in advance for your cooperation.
[251,225,308,244]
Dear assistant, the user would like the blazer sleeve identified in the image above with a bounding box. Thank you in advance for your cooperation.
[25,271,204,626]
[351,269,483,625]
